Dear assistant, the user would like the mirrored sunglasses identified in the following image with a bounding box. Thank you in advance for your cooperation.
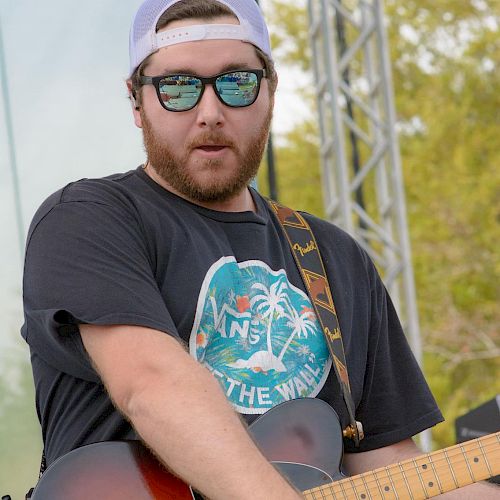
[140,69,267,112]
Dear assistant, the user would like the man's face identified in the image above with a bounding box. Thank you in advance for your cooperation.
[133,16,273,206]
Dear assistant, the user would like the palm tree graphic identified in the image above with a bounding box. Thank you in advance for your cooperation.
[228,280,289,373]
[277,306,318,362]
[250,280,289,356]
[227,278,320,375]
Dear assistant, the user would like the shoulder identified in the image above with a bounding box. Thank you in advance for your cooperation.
[300,211,372,270]
[26,170,145,246]
[38,170,139,211]
[260,194,376,282]
[261,196,379,296]
[301,212,358,245]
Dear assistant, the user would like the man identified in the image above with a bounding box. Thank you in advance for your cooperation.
[22,0,497,498]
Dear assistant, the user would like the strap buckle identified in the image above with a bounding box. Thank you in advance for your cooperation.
[343,421,365,442]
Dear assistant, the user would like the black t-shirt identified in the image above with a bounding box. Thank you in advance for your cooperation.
[22,167,443,466]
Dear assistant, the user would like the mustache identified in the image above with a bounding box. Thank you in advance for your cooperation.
[187,132,237,150]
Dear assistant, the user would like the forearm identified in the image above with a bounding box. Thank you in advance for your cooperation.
[343,438,421,476]
[120,353,300,500]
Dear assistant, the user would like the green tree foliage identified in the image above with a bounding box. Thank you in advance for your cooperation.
[258,119,324,215]
[265,0,499,449]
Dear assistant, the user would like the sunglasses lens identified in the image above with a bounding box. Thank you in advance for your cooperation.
[215,72,259,107]
[158,75,202,111]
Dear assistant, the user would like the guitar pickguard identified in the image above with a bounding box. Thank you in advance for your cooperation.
[249,397,344,480]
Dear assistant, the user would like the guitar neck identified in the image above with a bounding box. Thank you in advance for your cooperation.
[305,432,500,499]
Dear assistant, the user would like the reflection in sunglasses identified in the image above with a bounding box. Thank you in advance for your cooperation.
[142,69,266,111]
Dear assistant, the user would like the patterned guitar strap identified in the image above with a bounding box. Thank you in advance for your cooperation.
[268,199,364,446]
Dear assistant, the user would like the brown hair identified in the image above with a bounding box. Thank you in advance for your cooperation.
[129,0,277,106]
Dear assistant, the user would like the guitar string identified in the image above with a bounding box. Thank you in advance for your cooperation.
[425,451,443,495]
[385,464,399,499]
[337,437,500,494]
[310,445,500,500]
[303,437,499,499]
[411,457,427,497]
[478,438,494,477]
[300,440,500,496]
[305,447,500,500]
[397,461,414,500]
[459,442,476,482]
[442,447,459,490]
[307,434,500,497]
[308,483,330,500]
[373,468,387,498]
[304,444,498,500]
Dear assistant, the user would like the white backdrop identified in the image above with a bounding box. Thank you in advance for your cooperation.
[0,0,310,349]
[0,1,311,496]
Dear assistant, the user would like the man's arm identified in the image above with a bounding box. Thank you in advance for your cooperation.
[80,324,301,500]
[344,439,499,499]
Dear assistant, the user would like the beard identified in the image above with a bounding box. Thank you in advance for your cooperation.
[140,107,273,204]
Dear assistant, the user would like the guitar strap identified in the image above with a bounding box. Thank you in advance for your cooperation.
[268,199,364,446]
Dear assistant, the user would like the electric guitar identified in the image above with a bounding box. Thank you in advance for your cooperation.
[31,398,499,499]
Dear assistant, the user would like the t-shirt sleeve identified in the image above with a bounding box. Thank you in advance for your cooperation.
[344,253,443,453]
[22,194,179,382]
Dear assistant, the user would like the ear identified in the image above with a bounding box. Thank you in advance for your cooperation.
[126,79,143,129]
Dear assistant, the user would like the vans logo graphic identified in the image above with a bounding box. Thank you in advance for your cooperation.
[189,257,331,414]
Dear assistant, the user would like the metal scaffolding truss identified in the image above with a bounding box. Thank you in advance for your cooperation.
[307,0,422,362]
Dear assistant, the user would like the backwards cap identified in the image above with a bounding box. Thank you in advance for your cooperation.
[129,0,273,77]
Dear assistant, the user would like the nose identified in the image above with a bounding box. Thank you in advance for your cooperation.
[195,84,225,129]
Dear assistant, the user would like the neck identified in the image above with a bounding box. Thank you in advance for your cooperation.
[143,162,257,213]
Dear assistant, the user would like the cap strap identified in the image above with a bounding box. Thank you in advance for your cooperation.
[155,23,250,51]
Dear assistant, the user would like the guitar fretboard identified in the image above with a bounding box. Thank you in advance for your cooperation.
[304,431,499,499]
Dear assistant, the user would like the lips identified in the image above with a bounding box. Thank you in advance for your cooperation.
[189,133,235,154]
[198,145,226,152]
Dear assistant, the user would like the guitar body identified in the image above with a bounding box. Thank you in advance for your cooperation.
[31,398,342,499]
[31,398,500,499]
[249,398,343,486]
[31,440,192,499]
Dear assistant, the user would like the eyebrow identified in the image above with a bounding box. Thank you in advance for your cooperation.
[155,62,256,76]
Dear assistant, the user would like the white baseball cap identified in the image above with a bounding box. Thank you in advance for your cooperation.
[129,0,273,77]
